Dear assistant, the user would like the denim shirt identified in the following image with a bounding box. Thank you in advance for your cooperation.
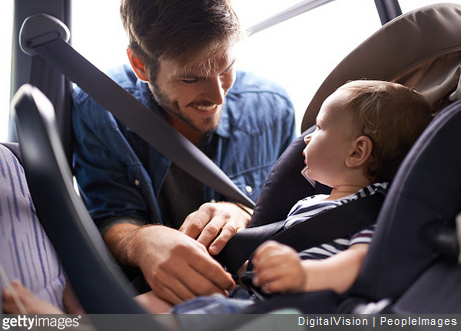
[72,65,296,232]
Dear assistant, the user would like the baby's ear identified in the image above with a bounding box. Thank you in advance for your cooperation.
[346,136,373,168]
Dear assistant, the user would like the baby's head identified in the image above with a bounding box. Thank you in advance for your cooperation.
[304,80,434,187]
[338,80,433,183]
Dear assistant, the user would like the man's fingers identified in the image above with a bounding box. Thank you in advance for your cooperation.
[196,220,223,248]
[180,211,203,239]
[207,222,238,255]
[190,252,236,292]
[149,275,193,305]
[149,241,235,303]
[180,203,218,240]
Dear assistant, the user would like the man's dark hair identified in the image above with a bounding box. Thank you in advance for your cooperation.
[120,0,244,80]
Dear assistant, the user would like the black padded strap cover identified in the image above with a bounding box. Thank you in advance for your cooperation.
[217,193,384,275]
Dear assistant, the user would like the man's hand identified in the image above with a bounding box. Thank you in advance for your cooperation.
[179,202,252,255]
[105,223,236,305]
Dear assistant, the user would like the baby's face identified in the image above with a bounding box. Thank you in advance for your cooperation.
[302,91,358,187]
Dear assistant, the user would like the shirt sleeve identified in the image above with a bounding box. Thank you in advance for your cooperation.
[350,225,376,246]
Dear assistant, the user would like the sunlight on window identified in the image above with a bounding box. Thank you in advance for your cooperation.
[1,0,459,141]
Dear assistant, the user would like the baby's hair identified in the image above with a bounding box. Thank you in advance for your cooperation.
[338,80,434,183]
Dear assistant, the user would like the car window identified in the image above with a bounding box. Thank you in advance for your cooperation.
[1,0,459,141]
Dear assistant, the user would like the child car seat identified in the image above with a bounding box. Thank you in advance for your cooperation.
[349,98,461,313]
[301,3,461,131]
[240,99,461,314]
[237,3,461,313]
[251,2,461,228]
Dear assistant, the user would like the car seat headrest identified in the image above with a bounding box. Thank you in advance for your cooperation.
[302,3,461,131]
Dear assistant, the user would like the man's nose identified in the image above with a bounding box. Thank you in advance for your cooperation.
[204,76,226,105]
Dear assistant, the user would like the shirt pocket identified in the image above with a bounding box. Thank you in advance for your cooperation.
[229,163,274,203]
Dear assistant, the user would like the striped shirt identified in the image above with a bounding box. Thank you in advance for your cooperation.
[284,183,388,260]
[0,144,66,312]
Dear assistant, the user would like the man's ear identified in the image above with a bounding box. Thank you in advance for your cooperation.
[346,136,373,168]
[127,48,149,82]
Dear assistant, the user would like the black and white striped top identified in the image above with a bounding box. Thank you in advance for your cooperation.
[283,183,388,260]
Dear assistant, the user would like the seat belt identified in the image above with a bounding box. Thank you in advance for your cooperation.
[19,13,255,208]
[216,193,384,275]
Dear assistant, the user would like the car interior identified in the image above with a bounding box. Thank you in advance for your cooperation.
[2,0,461,329]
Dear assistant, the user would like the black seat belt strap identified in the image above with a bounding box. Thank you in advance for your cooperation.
[270,192,384,251]
[217,193,384,275]
[19,14,255,208]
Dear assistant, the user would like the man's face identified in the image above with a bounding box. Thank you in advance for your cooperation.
[149,50,237,142]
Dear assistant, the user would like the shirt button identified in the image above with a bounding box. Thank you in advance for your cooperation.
[245,185,253,193]
[134,179,140,186]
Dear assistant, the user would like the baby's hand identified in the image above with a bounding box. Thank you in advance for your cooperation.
[251,241,305,294]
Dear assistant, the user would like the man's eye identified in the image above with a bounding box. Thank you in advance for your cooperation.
[182,79,200,85]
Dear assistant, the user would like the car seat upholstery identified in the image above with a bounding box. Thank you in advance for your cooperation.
[0,142,66,313]
[301,3,461,131]
[349,99,461,312]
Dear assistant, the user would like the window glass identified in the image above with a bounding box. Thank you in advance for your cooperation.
[1,1,459,141]
[234,0,381,130]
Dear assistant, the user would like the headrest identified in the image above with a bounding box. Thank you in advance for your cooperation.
[302,3,461,131]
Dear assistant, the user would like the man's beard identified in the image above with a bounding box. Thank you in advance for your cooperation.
[149,83,220,134]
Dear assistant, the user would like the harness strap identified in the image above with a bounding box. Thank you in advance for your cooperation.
[217,193,384,275]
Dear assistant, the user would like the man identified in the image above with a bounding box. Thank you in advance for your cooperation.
[72,0,295,305]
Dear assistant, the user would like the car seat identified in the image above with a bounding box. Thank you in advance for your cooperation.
[300,3,461,131]
[7,0,461,321]
[11,85,161,328]
[350,97,461,314]
[233,96,461,314]
[251,2,461,228]
[234,3,461,313]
